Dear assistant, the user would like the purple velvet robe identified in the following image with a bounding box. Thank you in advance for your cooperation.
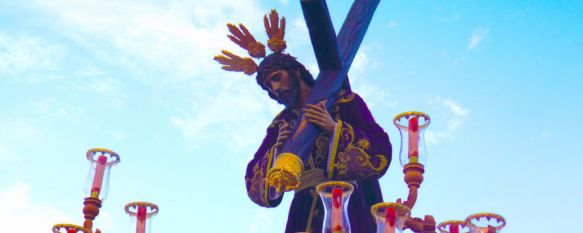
[245,90,392,233]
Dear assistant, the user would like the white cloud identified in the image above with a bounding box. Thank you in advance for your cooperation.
[75,66,105,77]
[467,28,490,50]
[0,183,72,233]
[531,130,551,141]
[439,98,470,117]
[388,20,398,28]
[31,99,80,118]
[437,12,462,23]
[170,78,279,152]
[347,45,393,110]
[0,34,62,80]
[349,45,381,80]
[287,17,312,52]
[353,84,398,111]
[26,0,265,83]
[73,77,127,109]
[247,210,275,233]
[0,120,47,171]
[0,143,21,171]
[93,210,118,233]
[426,97,470,144]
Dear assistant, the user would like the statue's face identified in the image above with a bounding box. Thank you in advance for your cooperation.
[263,69,300,108]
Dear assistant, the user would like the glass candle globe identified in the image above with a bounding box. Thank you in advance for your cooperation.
[393,112,430,167]
[316,181,354,233]
[84,148,120,201]
[125,202,159,233]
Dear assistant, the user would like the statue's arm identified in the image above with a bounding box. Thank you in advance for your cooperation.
[245,123,284,207]
[324,93,392,181]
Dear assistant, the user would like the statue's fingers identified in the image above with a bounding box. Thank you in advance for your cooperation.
[279,132,290,138]
[316,100,328,109]
[214,56,230,64]
[223,66,243,72]
[307,118,325,129]
[263,15,270,35]
[239,24,252,37]
[280,17,286,37]
[305,112,326,123]
[227,23,245,39]
[304,106,327,118]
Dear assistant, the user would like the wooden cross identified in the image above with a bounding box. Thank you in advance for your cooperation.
[278,0,380,163]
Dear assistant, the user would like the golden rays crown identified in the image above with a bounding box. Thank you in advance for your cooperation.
[213,9,287,75]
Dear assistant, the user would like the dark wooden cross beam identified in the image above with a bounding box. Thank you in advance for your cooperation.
[279,0,380,163]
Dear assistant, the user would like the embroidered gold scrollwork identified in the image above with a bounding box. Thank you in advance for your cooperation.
[337,89,355,103]
[332,122,388,179]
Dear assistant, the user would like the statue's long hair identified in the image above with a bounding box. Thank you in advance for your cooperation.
[256,53,314,104]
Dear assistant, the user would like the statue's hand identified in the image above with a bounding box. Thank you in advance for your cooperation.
[303,100,336,134]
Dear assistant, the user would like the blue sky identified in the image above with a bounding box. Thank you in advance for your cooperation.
[1,0,581,232]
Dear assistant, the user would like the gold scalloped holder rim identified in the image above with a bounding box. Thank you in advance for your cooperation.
[52,223,88,233]
[315,181,354,198]
[465,212,506,230]
[86,148,121,166]
[370,202,411,218]
[125,201,160,217]
[437,220,470,233]
[393,111,431,129]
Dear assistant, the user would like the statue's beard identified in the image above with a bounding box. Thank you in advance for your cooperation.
[278,77,300,108]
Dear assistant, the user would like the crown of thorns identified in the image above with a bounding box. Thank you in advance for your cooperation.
[213,9,287,75]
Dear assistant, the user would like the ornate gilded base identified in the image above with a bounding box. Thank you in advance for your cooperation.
[267,153,304,193]
[83,197,102,233]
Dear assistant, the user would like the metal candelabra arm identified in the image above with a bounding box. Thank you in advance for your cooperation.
[401,162,424,209]
[405,215,436,233]
[400,162,437,233]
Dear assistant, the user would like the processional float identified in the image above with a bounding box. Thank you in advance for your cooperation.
[298,111,506,233]
[263,0,506,232]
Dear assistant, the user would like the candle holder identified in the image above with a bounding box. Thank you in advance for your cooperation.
[393,111,430,210]
[371,202,410,233]
[393,111,430,167]
[85,148,121,200]
[125,202,160,233]
[52,224,88,233]
[465,213,506,233]
[83,148,121,233]
[316,181,354,233]
[372,111,435,233]
[437,220,470,233]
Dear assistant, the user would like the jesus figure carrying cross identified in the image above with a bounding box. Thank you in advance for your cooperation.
[214,1,391,232]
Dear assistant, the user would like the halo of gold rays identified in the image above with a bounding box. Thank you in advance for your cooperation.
[214,9,287,76]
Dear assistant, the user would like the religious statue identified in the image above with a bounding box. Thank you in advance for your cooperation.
[214,6,390,233]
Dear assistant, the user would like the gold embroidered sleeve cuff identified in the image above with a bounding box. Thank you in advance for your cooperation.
[267,152,304,193]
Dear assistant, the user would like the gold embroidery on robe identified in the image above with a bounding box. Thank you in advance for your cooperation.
[330,122,388,179]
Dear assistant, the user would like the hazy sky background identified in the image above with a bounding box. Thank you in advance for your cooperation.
[1,0,582,232]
